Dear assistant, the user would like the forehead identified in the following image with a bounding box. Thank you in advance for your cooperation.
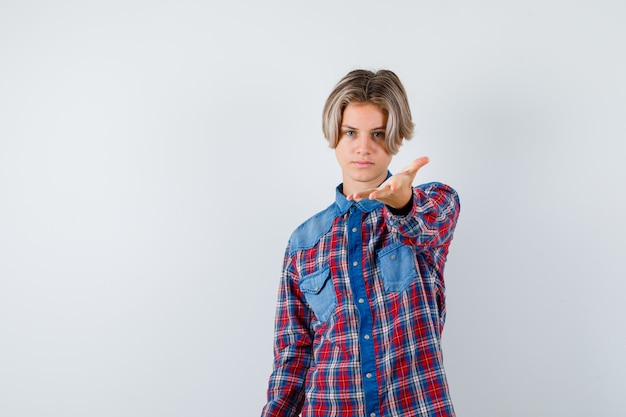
[341,102,387,127]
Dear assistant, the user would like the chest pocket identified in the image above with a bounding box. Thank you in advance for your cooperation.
[298,266,336,322]
[378,242,418,292]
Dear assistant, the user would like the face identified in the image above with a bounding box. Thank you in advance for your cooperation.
[335,102,393,196]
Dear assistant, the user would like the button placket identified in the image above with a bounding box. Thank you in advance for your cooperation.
[346,207,380,417]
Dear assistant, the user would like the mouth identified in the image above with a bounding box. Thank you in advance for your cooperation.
[353,160,374,168]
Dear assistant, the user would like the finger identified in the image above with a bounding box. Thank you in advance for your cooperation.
[348,188,378,201]
[403,156,430,175]
[369,184,392,200]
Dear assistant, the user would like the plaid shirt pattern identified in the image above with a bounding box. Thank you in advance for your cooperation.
[262,181,460,417]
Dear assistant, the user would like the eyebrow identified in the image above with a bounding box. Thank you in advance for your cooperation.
[341,124,386,130]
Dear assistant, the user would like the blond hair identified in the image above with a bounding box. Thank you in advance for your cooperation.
[322,69,414,155]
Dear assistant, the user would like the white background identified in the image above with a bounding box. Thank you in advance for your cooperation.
[1,1,625,416]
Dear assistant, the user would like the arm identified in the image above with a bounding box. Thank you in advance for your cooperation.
[261,249,314,417]
[384,182,460,248]
[347,157,460,248]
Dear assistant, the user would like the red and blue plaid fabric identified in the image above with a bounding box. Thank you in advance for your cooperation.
[262,181,460,417]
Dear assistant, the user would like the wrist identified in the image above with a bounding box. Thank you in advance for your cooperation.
[387,194,413,215]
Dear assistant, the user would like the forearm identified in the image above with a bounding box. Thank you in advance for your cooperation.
[262,256,313,417]
[384,182,460,248]
[262,341,311,417]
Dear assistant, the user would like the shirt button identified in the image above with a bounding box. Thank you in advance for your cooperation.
[366,373,372,378]
[390,254,396,260]
[358,298,364,304]
[352,261,358,267]
[370,414,376,417]
[364,334,370,340]
[352,227,358,232]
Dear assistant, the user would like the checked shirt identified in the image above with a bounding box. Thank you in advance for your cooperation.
[261,180,460,417]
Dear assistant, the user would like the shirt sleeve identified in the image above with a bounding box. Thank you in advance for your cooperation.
[261,247,314,417]
[383,182,460,249]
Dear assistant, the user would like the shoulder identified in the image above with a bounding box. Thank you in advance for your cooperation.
[288,202,339,254]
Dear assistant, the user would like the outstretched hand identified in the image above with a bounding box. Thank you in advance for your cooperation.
[346,157,430,209]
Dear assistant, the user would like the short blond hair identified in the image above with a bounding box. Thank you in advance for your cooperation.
[322,69,414,155]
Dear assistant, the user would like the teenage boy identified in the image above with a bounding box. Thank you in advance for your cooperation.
[261,69,461,417]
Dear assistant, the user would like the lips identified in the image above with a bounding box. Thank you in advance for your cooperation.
[353,160,374,168]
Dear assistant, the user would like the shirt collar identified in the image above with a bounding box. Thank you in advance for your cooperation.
[334,171,392,215]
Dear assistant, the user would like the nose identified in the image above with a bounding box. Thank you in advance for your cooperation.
[355,135,372,154]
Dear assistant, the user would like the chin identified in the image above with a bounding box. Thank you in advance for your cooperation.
[353,174,383,184]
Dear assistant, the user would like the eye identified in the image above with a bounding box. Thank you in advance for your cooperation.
[344,130,356,137]
[372,131,385,140]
